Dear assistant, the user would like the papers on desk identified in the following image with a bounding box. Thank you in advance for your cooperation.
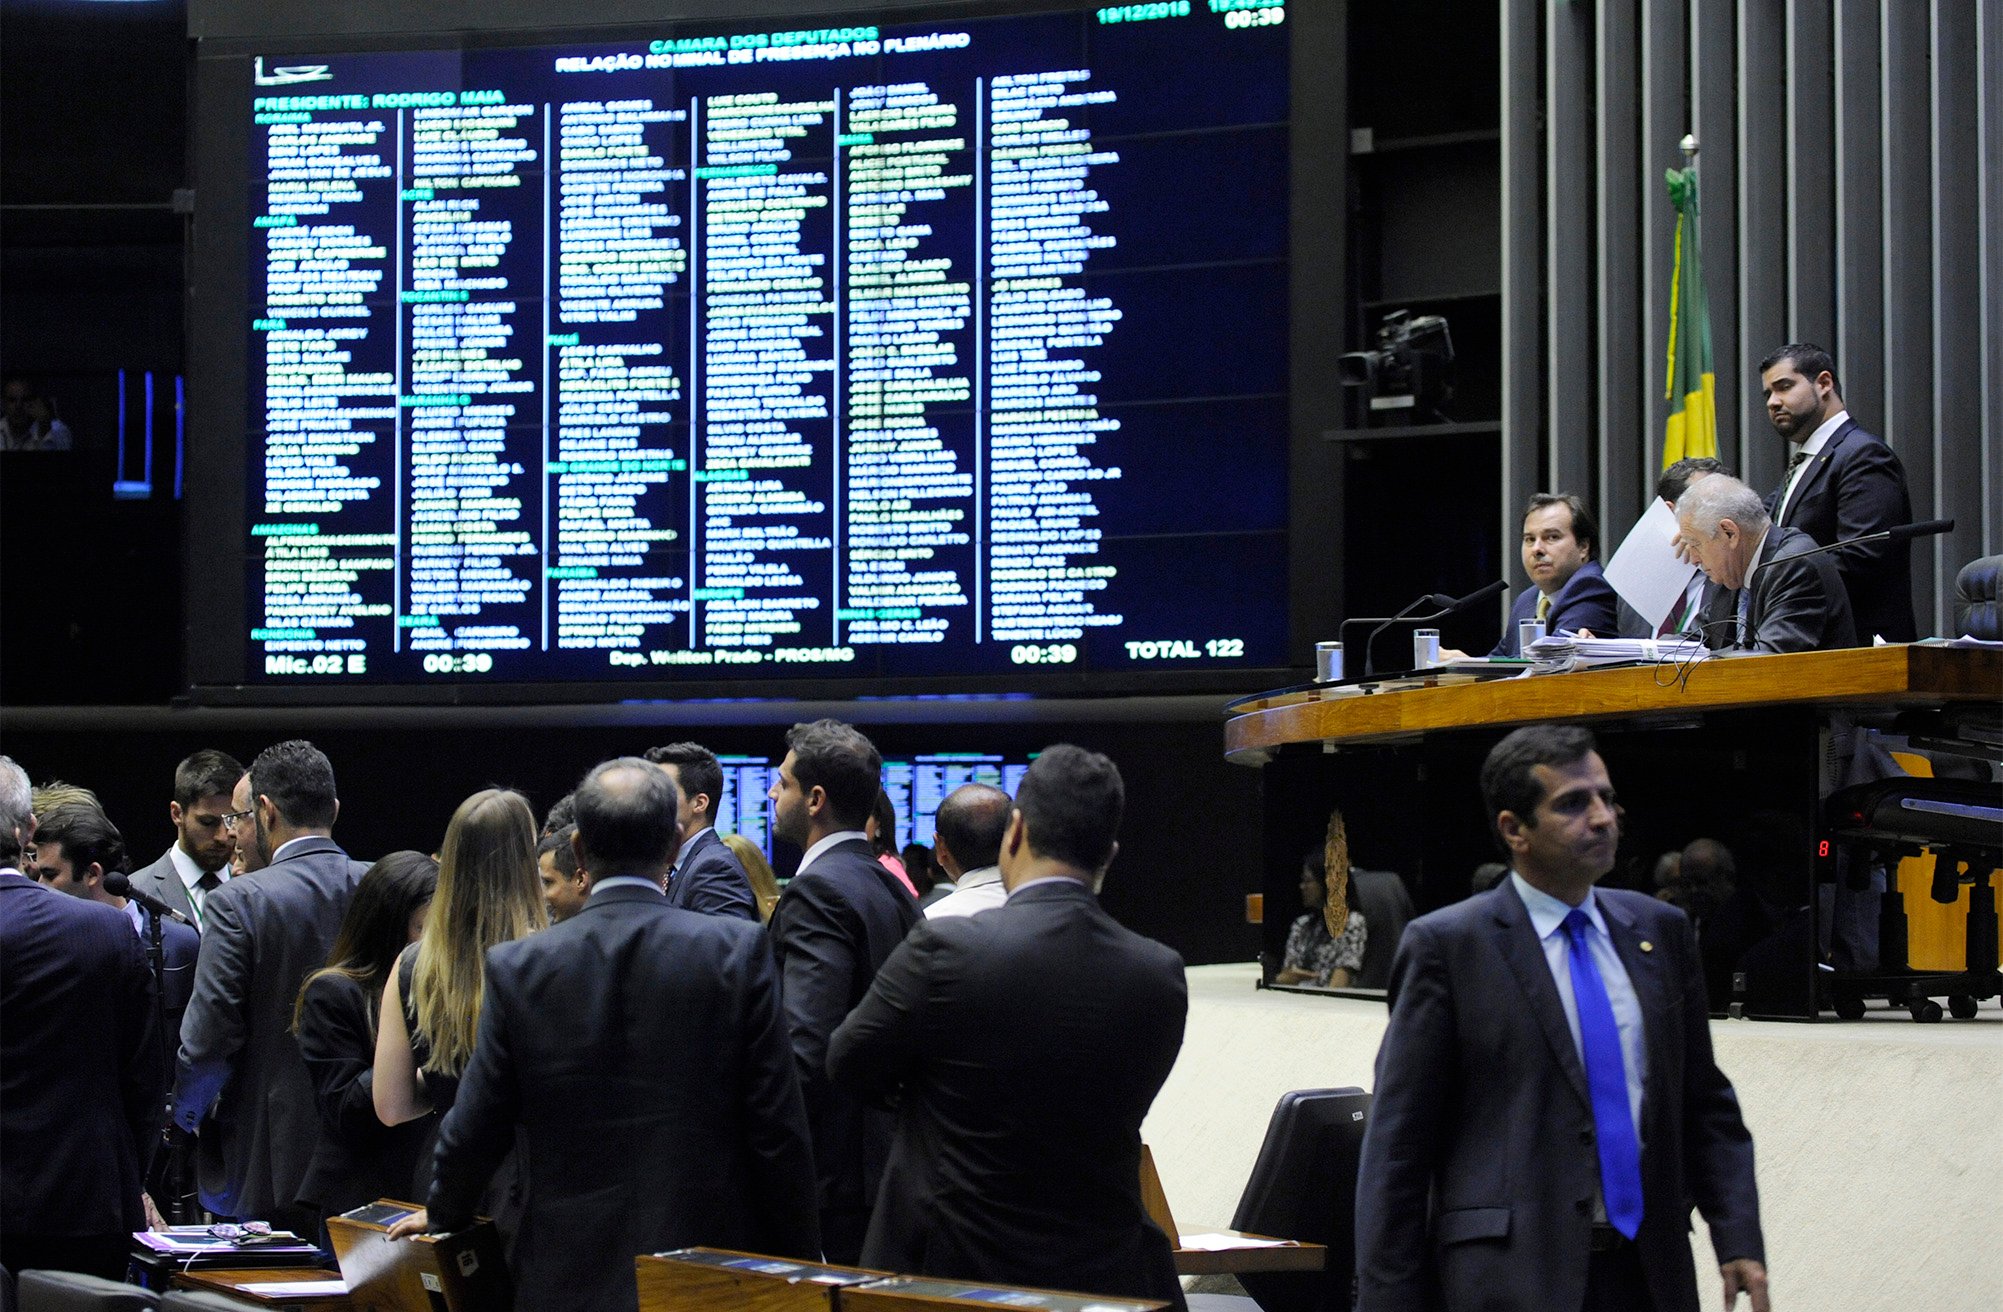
[233,1281,348,1296]
[1524,634,1709,673]
[1605,497,1701,631]
[134,1227,315,1255]
[1176,1232,1295,1251]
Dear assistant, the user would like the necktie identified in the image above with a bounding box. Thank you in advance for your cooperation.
[1535,593,1551,623]
[1561,909,1644,1239]
[1656,588,1689,638]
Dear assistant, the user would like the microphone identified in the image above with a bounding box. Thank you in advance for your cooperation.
[103,871,192,925]
[1337,580,1508,680]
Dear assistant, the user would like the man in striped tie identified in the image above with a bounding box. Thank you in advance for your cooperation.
[1357,725,1769,1312]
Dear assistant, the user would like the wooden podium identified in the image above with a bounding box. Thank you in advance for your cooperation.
[326,1202,510,1312]
[1226,646,2002,1018]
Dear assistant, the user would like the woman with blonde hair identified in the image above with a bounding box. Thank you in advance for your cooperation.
[373,789,544,1183]
[721,831,782,922]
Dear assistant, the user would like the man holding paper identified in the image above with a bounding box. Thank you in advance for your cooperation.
[1606,457,1729,638]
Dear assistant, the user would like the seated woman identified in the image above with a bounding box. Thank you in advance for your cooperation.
[1274,849,1368,989]
[373,790,545,1231]
[292,851,438,1239]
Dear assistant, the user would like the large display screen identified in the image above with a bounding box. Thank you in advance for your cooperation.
[227,2,1292,690]
[715,749,1028,863]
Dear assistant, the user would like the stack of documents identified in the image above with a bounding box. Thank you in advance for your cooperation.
[1524,634,1708,672]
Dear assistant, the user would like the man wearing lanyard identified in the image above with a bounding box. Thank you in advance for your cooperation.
[127,749,243,930]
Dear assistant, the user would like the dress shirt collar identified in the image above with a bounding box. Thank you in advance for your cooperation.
[122,898,146,935]
[796,830,869,878]
[953,864,1002,890]
[591,875,664,896]
[1004,873,1086,902]
[170,842,229,895]
[671,825,713,875]
[269,834,324,864]
[1796,408,1848,458]
[1509,870,1609,941]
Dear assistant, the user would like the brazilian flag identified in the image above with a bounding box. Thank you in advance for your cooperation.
[1662,162,1717,467]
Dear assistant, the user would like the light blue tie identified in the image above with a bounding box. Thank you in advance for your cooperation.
[1561,908,1644,1238]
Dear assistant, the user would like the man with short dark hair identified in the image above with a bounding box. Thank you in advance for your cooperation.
[645,740,758,920]
[1758,343,1916,642]
[536,825,589,923]
[1678,473,1858,653]
[127,749,244,930]
[829,745,1187,1308]
[34,802,200,1081]
[406,758,819,1312]
[1357,725,1767,1312]
[170,739,367,1229]
[1488,493,1620,656]
[0,757,165,1282]
[766,718,920,1262]
[924,782,1012,919]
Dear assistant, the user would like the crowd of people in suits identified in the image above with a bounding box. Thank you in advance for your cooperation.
[0,725,1194,1312]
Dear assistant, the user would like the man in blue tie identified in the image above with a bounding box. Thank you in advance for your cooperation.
[1356,725,1769,1312]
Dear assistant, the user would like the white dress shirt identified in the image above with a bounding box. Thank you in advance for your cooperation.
[169,842,229,920]
[924,865,1004,919]
[1509,873,1647,1134]
[1775,407,1849,524]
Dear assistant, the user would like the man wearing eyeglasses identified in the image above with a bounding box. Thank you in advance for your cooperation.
[127,749,244,930]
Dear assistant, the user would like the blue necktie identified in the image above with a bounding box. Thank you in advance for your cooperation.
[1561,908,1644,1238]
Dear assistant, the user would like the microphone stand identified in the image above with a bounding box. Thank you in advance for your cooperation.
[1335,581,1509,683]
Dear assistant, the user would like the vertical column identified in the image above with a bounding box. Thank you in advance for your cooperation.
[696,91,839,654]
[841,81,977,650]
[548,96,692,668]
[984,70,1125,651]
[1933,0,1982,631]
[1500,0,1543,623]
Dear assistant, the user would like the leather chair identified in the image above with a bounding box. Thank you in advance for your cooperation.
[1953,554,2001,640]
[12,1272,158,1312]
[1226,1087,1371,1312]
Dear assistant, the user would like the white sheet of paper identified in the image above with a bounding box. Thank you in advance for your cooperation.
[235,1281,348,1296]
[1176,1232,1292,1251]
[1604,498,1699,631]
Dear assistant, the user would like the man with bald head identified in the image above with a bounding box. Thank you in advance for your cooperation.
[925,782,1013,919]
[1676,474,1858,653]
[407,757,818,1312]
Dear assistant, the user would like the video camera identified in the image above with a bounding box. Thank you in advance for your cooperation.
[1337,309,1454,426]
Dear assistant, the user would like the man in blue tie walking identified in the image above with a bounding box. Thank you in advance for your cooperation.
[1356,725,1769,1312]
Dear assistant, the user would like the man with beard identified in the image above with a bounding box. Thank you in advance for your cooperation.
[766,718,919,1263]
[128,749,243,929]
[1758,343,1916,642]
[170,740,367,1231]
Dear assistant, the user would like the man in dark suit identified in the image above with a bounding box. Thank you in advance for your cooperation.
[1678,473,1860,653]
[829,745,1188,1308]
[32,802,200,1086]
[1486,493,1620,656]
[1759,343,1916,642]
[0,756,164,1281]
[400,758,818,1312]
[767,717,921,1263]
[646,739,759,920]
[127,749,243,931]
[1356,726,1767,1312]
[170,740,367,1230]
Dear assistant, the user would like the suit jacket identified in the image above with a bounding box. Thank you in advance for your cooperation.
[429,884,819,1312]
[0,871,164,1237]
[1489,562,1620,656]
[768,838,921,1262]
[665,825,759,921]
[828,880,1188,1309]
[1355,882,1763,1312]
[128,845,202,927]
[1768,416,1916,642]
[171,835,367,1220]
[294,972,437,1218]
[1699,526,1861,654]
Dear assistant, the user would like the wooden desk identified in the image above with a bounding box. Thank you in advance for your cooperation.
[1226,646,2002,1019]
[171,1268,351,1310]
[1225,645,2001,763]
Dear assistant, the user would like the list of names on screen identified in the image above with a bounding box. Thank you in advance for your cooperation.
[245,4,1289,685]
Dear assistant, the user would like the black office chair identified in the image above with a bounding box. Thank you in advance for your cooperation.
[12,1271,158,1312]
[1227,1087,1371,1312]
[1953,554,2001,639]
[157,1294,263,1311]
